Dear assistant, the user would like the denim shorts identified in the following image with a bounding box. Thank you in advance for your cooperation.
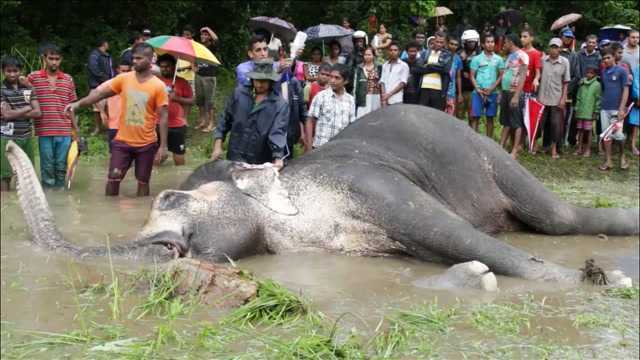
[471,91,498,118]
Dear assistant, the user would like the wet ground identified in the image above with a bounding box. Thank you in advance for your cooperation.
[1,159,638,359]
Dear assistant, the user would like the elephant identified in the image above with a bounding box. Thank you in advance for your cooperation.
[5,105,637,290]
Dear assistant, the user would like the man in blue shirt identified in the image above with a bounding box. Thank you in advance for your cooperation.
[445,36,463,117]
[236,35,280,87]
[599,48,631,171]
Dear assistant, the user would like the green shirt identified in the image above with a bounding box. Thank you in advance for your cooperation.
[469,52,504,93]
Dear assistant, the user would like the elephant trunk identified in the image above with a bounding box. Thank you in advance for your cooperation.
[5,141,80,255]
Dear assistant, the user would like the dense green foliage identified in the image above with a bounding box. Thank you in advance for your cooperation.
[2,0,638,95]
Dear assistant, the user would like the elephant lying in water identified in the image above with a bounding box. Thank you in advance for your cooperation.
[6,105,637,290]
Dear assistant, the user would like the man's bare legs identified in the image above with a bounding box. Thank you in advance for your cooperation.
[511,128,523,159]
[631,125,639,156]
[173,153,185,166]
[469,117,480,132]
[486,117,494,139]
[499,126,512,149]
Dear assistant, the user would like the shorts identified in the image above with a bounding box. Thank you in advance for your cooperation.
[499,91,524,129]
[195,75,216,111]
[107,129,118,153]
[168,126,186,155]
[576,119,593,131]
[155,126,187,155]
[108,141,158,184]
[629,107,639,126]
[1,136,34,179]
[600,110,625,141]
[471,91,498,118]
[90,88,107,113]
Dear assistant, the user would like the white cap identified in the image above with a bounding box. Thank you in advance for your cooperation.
[461,29,480,42]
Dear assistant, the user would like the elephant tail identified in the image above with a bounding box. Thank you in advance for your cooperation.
[494,152,639,236]
[5,140,81,254]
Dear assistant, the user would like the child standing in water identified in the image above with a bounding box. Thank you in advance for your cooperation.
[574,66,601,157]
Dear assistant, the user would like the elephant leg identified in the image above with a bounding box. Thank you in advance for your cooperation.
[352,172,625,284]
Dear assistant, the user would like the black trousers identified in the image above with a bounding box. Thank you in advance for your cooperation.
[419,89,445,111]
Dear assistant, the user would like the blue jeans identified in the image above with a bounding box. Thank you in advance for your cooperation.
[39,136,71,188]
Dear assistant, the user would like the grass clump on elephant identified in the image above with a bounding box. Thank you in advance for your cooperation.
[6,105,637,293]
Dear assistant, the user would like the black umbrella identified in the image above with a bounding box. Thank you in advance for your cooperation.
[497,9,522,27]
[248,16,297,42]
[304,24,354,41]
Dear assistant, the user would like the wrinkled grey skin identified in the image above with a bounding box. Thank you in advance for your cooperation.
[6,105,638,288]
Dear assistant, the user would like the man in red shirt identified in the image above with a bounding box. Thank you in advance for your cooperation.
[520,29,542,153]
[156,54,193,166]
[27,43,78,188]
[520,29,542,95]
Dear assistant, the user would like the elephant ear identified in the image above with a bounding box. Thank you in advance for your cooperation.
[230,163,298,216]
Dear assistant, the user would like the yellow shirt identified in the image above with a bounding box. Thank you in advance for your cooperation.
[176,59,195,81]
[421,51,442,90]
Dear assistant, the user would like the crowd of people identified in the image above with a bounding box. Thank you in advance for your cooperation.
[0,17,638,196]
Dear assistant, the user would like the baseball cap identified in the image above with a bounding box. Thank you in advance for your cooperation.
[548,38,563,47]
[142,29,152,36]
[561,27,574,38]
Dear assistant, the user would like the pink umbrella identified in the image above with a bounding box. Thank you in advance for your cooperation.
[550,13,582,31]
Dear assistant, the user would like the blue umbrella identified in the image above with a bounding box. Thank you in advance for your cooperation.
[304,24,353,41]
[599,24,632,43]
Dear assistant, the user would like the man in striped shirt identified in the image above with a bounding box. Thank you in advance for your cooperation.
[27,43,78,188]
[1,56,41,191]
[304,64,356,152]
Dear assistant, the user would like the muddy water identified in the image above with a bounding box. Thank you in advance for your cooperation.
[1,159,638,357]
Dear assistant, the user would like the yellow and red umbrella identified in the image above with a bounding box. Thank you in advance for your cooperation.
[146,35,220,66]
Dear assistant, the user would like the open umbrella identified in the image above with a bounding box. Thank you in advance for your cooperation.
[599,24,632,42]
[524,98,545,153]
[431,6,453,18]
[497,9,522,26]
[304,24,353,41]
[146,35,220,85]
[248,16,297,42]
[550,13,582,31]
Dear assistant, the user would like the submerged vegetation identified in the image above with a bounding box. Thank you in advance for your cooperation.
[2,257,638,360]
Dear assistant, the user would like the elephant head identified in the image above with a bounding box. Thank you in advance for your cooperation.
[5,140,297,263]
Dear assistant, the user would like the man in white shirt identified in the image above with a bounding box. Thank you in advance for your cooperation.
[380,42,409,106]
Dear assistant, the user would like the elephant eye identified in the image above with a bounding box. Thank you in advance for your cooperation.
[165,243,175,250]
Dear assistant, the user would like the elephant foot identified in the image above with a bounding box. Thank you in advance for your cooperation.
[414,261,498,292]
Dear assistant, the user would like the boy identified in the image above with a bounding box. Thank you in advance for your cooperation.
[573,66,601,157]
[0,56,41,191]
[305,64,355,152]
[157,54,193,166]
[598,48,630,171]
[27,43,78,188]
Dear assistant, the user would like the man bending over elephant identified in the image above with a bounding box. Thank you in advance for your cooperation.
[65,43,168,196]
[211,59,288,170]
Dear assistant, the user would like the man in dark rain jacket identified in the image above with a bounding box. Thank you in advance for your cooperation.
[211,59,289,170]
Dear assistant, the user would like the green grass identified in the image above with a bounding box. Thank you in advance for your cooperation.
[223,279,321,327]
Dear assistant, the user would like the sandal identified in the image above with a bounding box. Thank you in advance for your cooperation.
[552,154,560,160]
[573,150,582,156]
[599,163,612,171]
[582,151,591,158]
[620,160,630,170]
